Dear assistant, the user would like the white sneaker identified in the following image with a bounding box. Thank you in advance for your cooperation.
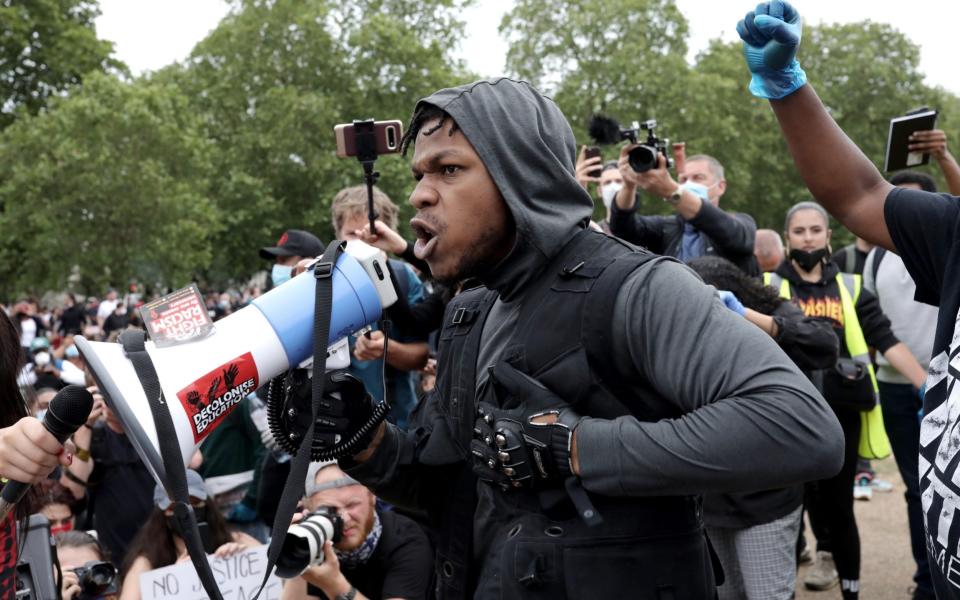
[871,477,894,492]
[804,551,839,590]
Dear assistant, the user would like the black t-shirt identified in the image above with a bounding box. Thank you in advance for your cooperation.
[885,186,960,598]
[88,424,156,565]
[307,509,432,600]
[59,304,87,335]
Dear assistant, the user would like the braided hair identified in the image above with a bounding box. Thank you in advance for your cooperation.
[400,103,460,155]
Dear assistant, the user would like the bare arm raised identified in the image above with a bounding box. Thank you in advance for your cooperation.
[738,0,896,249]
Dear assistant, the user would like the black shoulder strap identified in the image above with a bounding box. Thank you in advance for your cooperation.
[252,241,347,598]
[869,247,887,291]
[119,330,224,600]
[840,244,856,273]
[581,249,667,403]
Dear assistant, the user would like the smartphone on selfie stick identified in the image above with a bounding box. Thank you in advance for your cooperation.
[334,120,404,234]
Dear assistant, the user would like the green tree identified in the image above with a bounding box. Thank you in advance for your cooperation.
[0,0,124,130]
[0,73,217,297]
[158,0,475,285]
[501,0,690,145]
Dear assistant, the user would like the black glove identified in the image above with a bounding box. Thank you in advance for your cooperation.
[277,369,375,453]
[316,370,375,448]
[471,362,582,489]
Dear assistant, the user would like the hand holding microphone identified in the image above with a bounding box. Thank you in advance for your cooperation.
[0,385,93,519]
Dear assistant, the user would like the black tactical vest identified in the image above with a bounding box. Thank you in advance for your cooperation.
[417,229,717,600]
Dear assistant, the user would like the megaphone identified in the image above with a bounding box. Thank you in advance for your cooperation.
[75,241,397,490]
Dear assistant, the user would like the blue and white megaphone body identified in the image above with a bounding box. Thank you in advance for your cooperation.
[76,241,397,489]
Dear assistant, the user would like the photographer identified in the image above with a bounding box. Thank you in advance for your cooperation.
[280,462,432,600]
[57,530,118,600]
[610,151,760,275]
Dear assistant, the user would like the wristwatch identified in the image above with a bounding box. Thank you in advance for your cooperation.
[664,184,683,206]
[334,586,358,600]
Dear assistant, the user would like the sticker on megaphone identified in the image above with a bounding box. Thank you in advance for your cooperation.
[139,284,214,348]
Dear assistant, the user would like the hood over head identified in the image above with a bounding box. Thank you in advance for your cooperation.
[414,77,594,301]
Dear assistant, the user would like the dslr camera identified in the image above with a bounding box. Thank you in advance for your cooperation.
[275,506,344,578]
[589,114,673,174]
[73,560,119,599]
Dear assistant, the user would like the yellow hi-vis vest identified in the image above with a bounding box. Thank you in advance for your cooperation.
[763,271,891,460]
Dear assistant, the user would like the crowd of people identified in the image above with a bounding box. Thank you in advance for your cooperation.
[2,2,960,599]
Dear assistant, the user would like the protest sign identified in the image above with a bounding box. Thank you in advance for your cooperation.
[140,545,281,600]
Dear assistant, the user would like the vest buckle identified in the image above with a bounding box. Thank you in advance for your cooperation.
[451,307,467,325]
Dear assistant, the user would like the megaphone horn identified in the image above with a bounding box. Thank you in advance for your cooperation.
[76,241,397,489]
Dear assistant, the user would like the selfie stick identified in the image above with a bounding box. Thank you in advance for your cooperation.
[353,119,382,340]
[353,119,380,236]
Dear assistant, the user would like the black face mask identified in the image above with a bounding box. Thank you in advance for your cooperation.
[789,247,829,272]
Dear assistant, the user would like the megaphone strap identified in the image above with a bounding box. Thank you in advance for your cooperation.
[119,330,225,600]
[256,241,345,598]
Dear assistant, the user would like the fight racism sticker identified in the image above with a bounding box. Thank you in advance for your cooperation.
[140,284,214,348]
[176,353,259,442]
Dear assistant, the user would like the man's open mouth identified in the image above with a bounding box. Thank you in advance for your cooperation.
[411,218,439,260]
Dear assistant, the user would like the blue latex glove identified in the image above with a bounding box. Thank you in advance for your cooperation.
[718,290,747,317]
[227,501,258,523]
[736,0,807,99]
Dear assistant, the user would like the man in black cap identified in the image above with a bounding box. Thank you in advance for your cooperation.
[260,229,325,289]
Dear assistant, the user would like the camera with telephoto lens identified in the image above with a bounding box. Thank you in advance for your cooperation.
[275,506,344,578]
[588,114,672,173]
[73,560,118,599]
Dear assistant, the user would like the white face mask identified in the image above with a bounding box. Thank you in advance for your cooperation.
[34,351,50,367]
[600,182,623,210]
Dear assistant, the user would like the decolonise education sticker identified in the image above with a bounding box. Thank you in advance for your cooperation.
[176,352,259,442]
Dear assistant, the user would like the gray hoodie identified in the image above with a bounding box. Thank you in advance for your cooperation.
[424,78,843,497]
[346,78,843,582]
[414,78,593,301]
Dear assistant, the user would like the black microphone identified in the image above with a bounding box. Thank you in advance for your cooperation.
[0,385,93,520]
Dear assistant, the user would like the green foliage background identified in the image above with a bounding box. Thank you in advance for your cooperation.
[1,0,956,298]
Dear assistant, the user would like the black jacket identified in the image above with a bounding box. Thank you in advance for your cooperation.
[610,196,759,275]
[343,78,843,599]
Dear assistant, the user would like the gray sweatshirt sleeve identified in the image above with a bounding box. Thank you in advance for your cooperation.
[576,260,844,497]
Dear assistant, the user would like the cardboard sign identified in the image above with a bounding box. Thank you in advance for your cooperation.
[139,545,281,600]
[140,284,214,348]
[177,352,259,442]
